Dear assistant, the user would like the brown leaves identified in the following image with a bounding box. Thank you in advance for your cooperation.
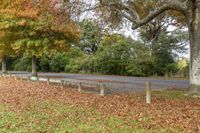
[0,77,200,132]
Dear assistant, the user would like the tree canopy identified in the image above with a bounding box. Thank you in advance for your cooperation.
[0,0,80,75]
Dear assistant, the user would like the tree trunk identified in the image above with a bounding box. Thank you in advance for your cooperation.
[1,55,7,74]
[188,1,200,94]
[32,55,37,77]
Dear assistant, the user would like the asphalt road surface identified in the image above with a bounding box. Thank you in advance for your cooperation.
[2,71,189,94]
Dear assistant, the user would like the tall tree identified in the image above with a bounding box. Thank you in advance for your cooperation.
[139,18,188,76]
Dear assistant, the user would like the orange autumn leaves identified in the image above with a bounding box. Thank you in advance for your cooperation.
[0,0,80,58]
[0,0,79,34]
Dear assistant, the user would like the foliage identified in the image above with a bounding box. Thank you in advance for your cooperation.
[38,56,50,72]
[9,31,188,78]
[93,35,148,75]
[12,57,32,71]
[0,31,15,58]
[0,0,80,60]
[65,34,153,76]
[63,33,188,77]
[176,59,189,77]
[49,52,69,72]
[65,48,86,73]
[79,20,102,54]
[126,60,154,77]
[140,26,188,76]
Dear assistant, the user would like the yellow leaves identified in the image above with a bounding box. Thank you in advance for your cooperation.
[54,40,69,51]
[177,59,188,70]
[0,0,39,19]
[16,9,39,19]
[65,21,80,41]
[0,9,39,19]
[0,43,14,56]
[0,31,14,56]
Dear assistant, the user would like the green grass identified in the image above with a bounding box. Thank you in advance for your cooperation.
[153,90,189,99]
[0,105,20,133]
[0,100,182,133]
[0,102,140,133]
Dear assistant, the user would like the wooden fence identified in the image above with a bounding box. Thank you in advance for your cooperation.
[0,73,108,96]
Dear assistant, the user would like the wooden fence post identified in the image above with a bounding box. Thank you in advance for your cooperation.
[100,84,105,96]
[66,82,69,87]
[9,72,11,78]
[27,77,30,83]
[47,78,50,85]
[146,81,152,104]
[61,80,64,88]
[78,82,82,92]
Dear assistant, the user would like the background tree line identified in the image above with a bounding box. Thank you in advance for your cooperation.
[1,19,189,78]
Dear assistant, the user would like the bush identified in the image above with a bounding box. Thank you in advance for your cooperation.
[12,58,32,71]
[49,53,69,72]
[39,56,50,72]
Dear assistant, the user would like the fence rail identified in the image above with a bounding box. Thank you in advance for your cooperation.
[0,73,108,96]
[1,72,153,104]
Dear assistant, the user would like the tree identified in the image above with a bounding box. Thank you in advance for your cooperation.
[0,0,80,77]
[66,34,151,76]
[141,27,188,76]
[79,20,102,54]
[138,15,186,58]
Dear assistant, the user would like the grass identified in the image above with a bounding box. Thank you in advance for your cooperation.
[153,90,188,99]
[0,102,138,133]
[0,100,181,133]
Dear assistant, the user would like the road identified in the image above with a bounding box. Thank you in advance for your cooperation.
[2,71,189,94]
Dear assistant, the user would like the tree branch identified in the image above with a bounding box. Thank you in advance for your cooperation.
[131,0,188,30]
